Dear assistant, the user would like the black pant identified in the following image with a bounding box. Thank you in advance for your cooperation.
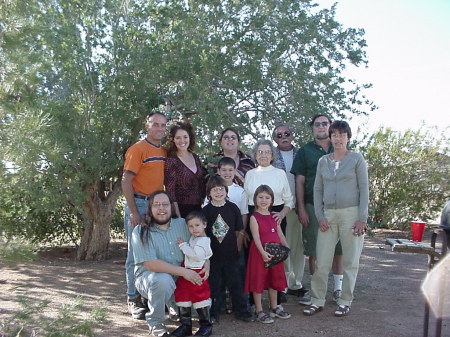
[444,228,450,250]
[209,259,248,319]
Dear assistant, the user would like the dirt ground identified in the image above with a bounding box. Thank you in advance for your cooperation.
[0,230,447,337]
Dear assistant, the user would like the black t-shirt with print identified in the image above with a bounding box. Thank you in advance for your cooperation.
[203,201,243,265]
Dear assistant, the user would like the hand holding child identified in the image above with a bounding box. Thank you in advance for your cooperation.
[182,268,203,285]
[200,259,210,280]
[177,237,185,245]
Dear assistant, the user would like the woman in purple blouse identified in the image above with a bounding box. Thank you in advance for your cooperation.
[164,121,206,218]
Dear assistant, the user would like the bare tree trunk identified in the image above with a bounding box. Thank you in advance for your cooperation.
[77,180,122,261]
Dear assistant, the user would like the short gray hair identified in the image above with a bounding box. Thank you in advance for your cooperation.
[251,138,278,165]
[272,123,292,139]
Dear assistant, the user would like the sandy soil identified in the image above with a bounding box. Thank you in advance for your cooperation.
[0,230,447,337]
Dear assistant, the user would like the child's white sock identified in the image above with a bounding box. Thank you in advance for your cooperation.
[333,274,343,291]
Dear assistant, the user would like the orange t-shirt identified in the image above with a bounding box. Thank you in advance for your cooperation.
[123,139,167,195]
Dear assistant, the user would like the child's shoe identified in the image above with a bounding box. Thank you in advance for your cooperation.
[256,311,274,324]
[270,306,291,319]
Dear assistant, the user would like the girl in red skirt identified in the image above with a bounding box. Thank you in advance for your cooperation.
[245,185,291,324]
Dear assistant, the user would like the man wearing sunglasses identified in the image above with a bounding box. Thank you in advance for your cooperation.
[290,114,343,305]
[272,123,308,303]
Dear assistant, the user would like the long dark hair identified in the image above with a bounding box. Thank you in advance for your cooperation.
[140,190,176,243]
[166,120,196,156]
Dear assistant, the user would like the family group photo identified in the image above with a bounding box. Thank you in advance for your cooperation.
[1,0,449,337]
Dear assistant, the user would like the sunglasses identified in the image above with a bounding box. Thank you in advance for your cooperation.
[313,121,329,127]
[276,131,291,139]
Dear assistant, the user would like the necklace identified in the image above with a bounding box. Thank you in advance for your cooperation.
[211,200,226,207]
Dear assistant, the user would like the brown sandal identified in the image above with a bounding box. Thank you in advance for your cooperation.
[303,304,323,316]
[334,305,351,317]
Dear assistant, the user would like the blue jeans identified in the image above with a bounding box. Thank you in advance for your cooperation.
[124,197,149,299]
[135,271,176,326]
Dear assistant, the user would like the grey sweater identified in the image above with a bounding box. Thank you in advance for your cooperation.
[314,152,369,223]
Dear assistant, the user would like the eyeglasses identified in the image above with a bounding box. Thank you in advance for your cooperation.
[222,135,237,141]
[276,131,291,139]
[211,186,226,192]
[331,133,348,139]
[257,150,272,156]
[313,121,329,128]
[151,202,171,208]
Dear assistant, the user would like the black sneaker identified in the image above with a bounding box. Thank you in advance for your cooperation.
[234,310,255,322]
[286,288,300,296]
[286,287,309,297]
[278,291,288,303]
[128,296,148,320]
[298,287,309,297]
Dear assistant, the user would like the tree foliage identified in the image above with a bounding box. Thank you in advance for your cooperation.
[0,0,373,260]
[365,127,450,230]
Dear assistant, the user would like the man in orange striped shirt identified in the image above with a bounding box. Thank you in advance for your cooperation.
[122,112,167,320]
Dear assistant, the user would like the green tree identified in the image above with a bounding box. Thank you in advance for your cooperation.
[0,0,374,260]
[365,127,450,229]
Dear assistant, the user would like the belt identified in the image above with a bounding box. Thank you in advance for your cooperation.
[134,193,151,200]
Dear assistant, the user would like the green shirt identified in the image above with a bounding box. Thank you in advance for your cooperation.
[290,141,333,205]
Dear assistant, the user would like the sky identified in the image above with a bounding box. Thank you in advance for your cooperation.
[315,0,450,135]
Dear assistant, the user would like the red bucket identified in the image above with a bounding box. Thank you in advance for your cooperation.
[411,222,426,242]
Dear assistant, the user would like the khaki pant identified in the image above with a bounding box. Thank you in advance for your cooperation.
[311,206,364,307]
[284,209,306,290]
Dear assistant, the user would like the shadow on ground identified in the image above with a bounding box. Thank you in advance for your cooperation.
[0,232,447,337]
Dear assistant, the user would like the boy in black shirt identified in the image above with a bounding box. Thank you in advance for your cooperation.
[203,175,254,324]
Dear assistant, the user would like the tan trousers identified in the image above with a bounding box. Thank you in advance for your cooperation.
[284,209,306,290]
[311,206,364,307]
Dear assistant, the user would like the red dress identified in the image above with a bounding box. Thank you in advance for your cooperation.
[244,212,288,293]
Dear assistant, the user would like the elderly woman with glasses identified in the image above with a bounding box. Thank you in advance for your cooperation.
[244,138,294,233]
